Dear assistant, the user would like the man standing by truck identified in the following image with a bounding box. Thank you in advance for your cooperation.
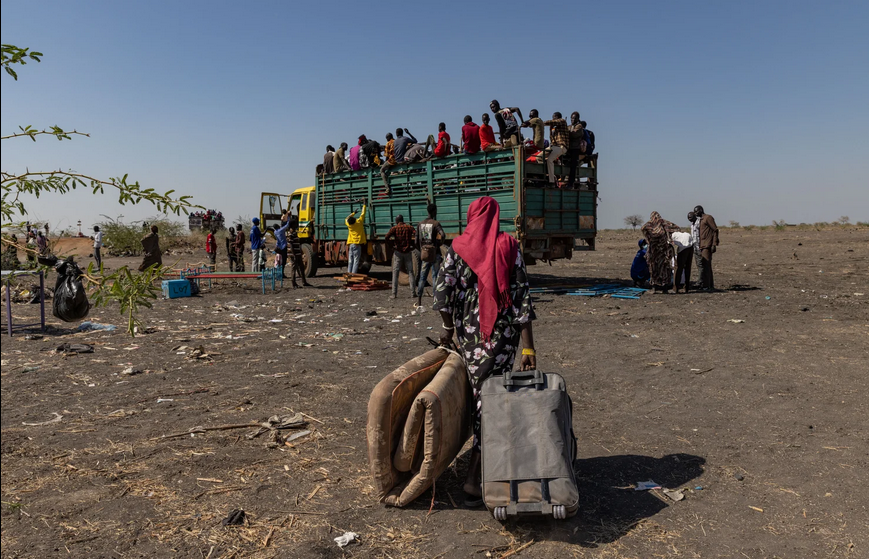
[385,215,417,300]
[417,203,446,306]
[250,218,265,272]
[235,225,246,271]
[346,202,367,274]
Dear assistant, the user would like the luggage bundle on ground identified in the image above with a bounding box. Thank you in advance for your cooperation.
[367,348,471,507]
[367,350,579,520]
[480,370,578,520]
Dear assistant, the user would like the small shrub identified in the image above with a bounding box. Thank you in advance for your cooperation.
[837,216,851,225]
[98,217,187,256]
[728,220,740,228]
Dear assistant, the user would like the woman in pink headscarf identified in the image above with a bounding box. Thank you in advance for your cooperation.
[434,196,536,507]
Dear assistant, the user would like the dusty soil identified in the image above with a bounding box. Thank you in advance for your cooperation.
[2,227,867,559]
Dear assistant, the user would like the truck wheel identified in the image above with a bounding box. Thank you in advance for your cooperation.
[301,244,317,278]
[358,260,372,275]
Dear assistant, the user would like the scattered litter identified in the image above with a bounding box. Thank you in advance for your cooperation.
[78,321,117,332]
[156,398,174,403]
[727,319,745,323]
[765,296,771,300]
[749,506,764,513]
[222,509,246,526]
[695,486,704,491]
[24,334,43,340]
[121,367,143,376]
[662,489,684,501]
[22,412,63,426]
[56,343,94,354]
[247,413,307,440]
[691,367,714,375]
[735,474,745,481]
[334,532,359,548]
[635,480,661,491]
[286,429,312,443]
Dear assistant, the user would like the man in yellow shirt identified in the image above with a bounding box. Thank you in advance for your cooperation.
[346,202,367,273]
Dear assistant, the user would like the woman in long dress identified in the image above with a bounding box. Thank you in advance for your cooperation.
[434,196,537,506]
[641,211,680,293]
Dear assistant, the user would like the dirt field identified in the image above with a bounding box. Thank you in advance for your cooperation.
[2,227,867,559]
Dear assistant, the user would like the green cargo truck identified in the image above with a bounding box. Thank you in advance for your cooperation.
[260,147,597,276]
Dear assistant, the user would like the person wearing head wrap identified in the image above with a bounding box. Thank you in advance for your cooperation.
[434,196,537,507]
[138,225,163,271]
[641,211,680,293]
[249,217,265,272]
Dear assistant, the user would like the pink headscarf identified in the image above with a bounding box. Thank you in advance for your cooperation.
[452,197,519,341]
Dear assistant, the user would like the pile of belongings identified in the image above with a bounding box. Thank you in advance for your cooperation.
[334,273,390,291]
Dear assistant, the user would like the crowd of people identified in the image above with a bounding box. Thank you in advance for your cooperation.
[318,100,596,192]
[631,205,720,293]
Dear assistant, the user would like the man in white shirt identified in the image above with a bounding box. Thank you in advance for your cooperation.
[93,225,104,270]
[671,230,694,293]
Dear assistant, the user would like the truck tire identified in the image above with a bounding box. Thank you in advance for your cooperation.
[301,243,317,278]
[359,260,372,275]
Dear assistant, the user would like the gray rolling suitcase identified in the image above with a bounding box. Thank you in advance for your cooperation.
[480,370,578,520]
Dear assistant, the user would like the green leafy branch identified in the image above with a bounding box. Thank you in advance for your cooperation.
[1,170,197,224]
[1,44,42,80]
[1,125,90,141]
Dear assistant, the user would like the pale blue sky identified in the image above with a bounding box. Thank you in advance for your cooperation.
[2,0,867,231]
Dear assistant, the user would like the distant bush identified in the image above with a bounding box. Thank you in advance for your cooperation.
[97,217,187,256]
[728,220,740,228]
[772,220,787,231]
[857,221,869,227]
[837,216,851,225]
[624,214,643,230]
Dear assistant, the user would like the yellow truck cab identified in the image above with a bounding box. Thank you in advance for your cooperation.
[259,186,317,274]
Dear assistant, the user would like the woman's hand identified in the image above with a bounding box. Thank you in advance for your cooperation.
[520,353,536,371]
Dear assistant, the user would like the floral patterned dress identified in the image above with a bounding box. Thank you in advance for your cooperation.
[434,246,536,449]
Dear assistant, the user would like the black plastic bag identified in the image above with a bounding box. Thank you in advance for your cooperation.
[52,257,90,322]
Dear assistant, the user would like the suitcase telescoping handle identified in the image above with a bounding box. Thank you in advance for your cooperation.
[503,369,545,389]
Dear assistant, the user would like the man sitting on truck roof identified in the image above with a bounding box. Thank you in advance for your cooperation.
[479,113,501,152]
[434,123,450,158]
[333,142,350,173]
[345,202,367,274]
[360,136,382,168]
[349,138,363,171]
[461,116,481,155]
[393,128,417,163]
[381,133,396,195]
[323,145,336,174]
[522,109,545,151]
[543,112,570,185]
[490,100,523,147]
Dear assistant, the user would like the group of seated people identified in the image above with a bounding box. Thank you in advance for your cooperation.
[317,100,596,191]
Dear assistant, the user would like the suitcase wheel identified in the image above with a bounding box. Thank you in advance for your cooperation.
[553,505,567,520]
[493,507,507,521]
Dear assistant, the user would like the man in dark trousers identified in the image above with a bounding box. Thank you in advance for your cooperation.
[416,203,446,306]
[489,100,523,147]
[694,205,719,291]
[234,224,246,271]
[385,215,417,300]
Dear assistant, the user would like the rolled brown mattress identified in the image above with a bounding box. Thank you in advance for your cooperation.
[384,353,471,507]
[367,348,449,500]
